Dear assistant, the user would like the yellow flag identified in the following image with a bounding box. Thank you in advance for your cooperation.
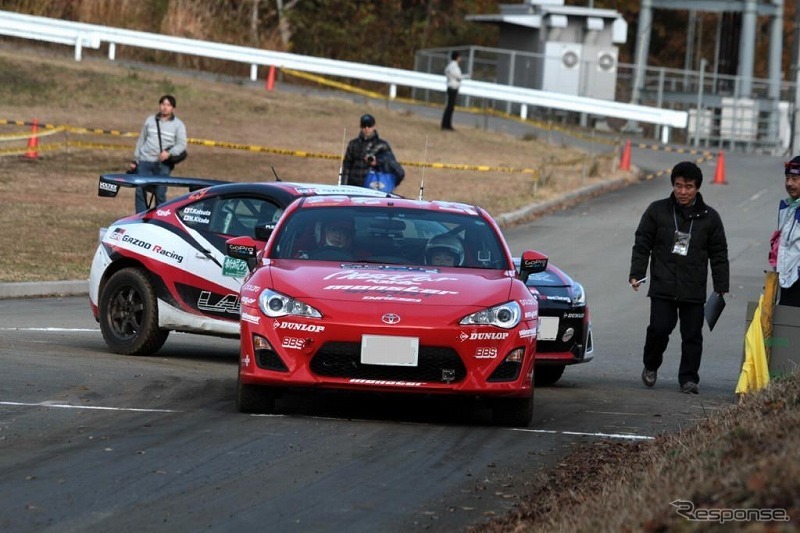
[735,295,771,395]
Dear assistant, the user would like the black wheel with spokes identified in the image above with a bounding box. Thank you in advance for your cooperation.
[99,268,169,355]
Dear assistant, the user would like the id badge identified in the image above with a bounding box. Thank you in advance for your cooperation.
[672,230,691,256]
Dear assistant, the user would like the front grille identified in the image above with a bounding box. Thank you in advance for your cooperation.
[310,342,466,382]
[256,350,289,372]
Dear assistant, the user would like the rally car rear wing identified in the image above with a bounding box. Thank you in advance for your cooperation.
[98,173,229,198]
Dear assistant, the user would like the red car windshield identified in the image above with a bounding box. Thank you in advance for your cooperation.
[270,206,509,269]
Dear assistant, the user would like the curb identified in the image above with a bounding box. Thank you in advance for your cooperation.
[0,280,88,300]
[0,173,637,300]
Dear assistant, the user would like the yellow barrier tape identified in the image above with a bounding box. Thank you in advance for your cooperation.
[0,117,543,177]
[0,143,63,156]
[0,126,66,141]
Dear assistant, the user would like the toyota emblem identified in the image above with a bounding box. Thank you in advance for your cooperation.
[381,313,401,325]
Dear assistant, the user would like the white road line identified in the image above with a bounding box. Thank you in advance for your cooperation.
[737,187,769,208]
[252,414,654,440]
[0,327,99,332]
[586,410,652,416]
[510,428,654,441]
[1,401,177,413]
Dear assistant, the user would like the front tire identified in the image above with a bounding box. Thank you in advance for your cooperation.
[490,393,534,427]
[236,374,276,414]
[99,268,168,355]
[534,365,565,386]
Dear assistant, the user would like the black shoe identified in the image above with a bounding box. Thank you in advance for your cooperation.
[680,382,699,394]
[641,368,657,387]
[441,126,455,131]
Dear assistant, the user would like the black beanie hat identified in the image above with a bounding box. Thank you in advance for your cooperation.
[785,155,800,175]
[360,114,375,128]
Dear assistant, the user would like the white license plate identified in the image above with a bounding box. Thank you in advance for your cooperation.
[538,317,559,341]
[361,335,419,367]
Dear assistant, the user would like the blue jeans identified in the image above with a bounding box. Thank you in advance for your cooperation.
[134,160,170,213]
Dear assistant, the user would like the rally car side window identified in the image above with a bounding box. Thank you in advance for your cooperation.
[207,197,282,238]
[178,198,216,230]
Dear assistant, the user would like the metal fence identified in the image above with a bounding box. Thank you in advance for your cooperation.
[416,45,797,154]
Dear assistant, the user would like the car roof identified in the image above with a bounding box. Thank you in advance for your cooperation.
[187,181,400,201]
[292,195,484,215]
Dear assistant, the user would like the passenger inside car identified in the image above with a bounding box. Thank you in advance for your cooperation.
[425,234,464,267]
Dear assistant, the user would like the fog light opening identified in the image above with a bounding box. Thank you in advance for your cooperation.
[504,347,525,363]
[561,328,575,343]
[253,334,273,351]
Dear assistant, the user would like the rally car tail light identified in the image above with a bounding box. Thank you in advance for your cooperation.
[252,334,288,372]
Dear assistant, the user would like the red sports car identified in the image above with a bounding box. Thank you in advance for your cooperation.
[227,196,548,426]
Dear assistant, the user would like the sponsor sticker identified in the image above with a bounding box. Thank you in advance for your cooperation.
[222,257,249,278]
[241,311,260,325]
[242,283,261,294]
[198,291,240,315]
[281,337,306,350]
[156,209,171,217]
[99,181,119,193]
[348,379,424,387]
[518,328,537,339]
[475,347,498,359]
[108,228,125,241]
[274,321,325,333]
[459,331,510,342]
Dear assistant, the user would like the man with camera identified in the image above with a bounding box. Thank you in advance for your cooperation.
[130,94,187,212]
[341,114,404,189]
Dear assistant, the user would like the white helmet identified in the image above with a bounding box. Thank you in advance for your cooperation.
[425,234,464,266]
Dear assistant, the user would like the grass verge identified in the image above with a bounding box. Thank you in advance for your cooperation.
[473,374,800,531]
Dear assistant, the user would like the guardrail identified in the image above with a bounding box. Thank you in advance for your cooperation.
[0,10,687,140]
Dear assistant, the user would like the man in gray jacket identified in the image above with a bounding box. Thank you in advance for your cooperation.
[130,94,187,212]
[629,161,729,394]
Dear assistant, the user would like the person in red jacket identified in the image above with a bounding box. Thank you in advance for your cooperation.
[629,161,730,394]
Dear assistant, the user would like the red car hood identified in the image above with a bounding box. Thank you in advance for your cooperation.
[264,261,514,308]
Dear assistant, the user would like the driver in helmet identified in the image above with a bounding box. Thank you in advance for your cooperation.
[425,234,464,267]
[322,218,355,249]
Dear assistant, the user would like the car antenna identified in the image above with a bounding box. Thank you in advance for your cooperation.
[337,128,347,185]
[418,135,429,201]
[270,165,282,181]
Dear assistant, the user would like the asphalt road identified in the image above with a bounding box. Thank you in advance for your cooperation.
[0,145,782,532]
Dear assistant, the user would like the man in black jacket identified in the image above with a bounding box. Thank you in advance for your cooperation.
[341,114,404,189]
[629,161,729,394]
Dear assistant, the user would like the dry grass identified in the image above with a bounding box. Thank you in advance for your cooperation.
[472,374,800,532]
[0,45,625,282]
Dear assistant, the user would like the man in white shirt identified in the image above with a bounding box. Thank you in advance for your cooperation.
[441,51,467,131]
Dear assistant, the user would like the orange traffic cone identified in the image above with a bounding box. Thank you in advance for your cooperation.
[712,151,727,185]
[619,139,631,171]
[24,118,39,159]
[265,66,276,91]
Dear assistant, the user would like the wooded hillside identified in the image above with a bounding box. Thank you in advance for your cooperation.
[0,0,796,80]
